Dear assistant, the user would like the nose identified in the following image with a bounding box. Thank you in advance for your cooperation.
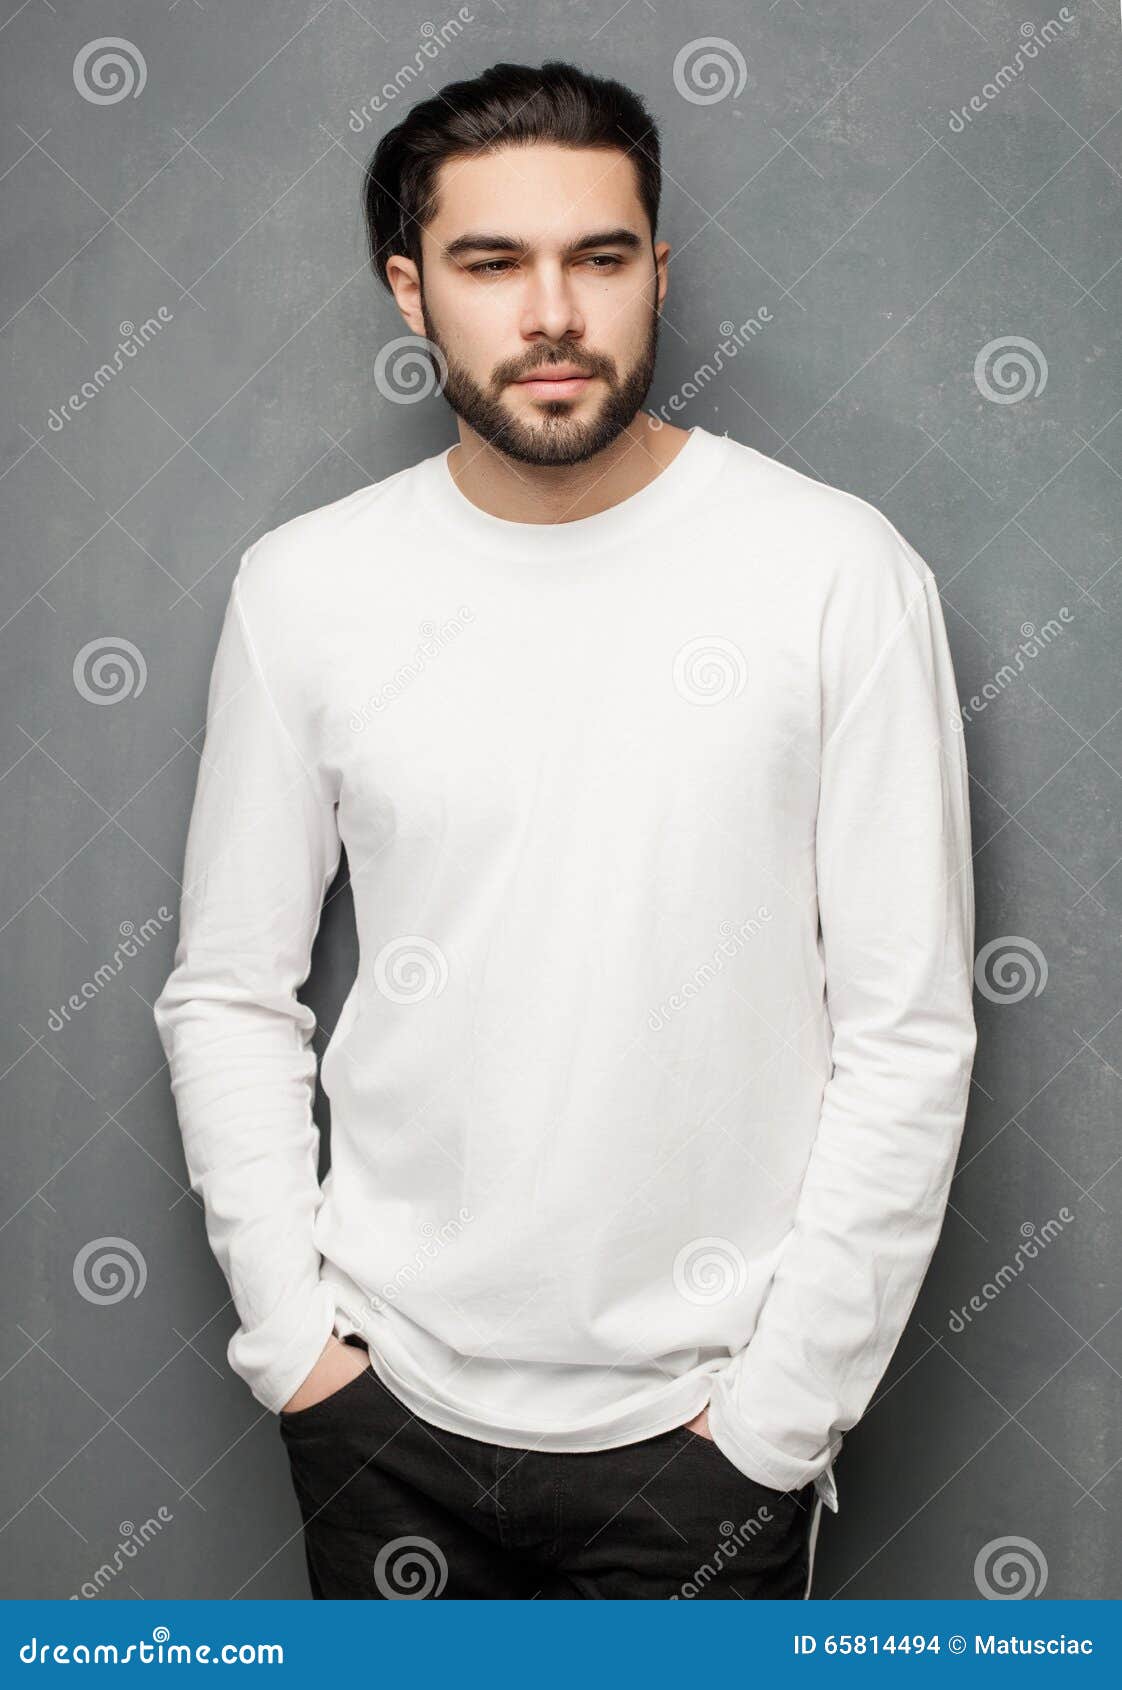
[519,261,586,346]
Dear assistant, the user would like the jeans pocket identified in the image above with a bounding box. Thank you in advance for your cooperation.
[279,1355,374,1431]
[674,1425,803,1510]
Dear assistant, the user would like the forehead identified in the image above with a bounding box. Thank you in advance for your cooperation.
[424,143,644,245]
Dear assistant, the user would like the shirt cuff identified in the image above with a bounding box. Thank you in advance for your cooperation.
[707,1392,841,1514]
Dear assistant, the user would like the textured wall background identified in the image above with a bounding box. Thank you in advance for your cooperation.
[1,0,1118,1600]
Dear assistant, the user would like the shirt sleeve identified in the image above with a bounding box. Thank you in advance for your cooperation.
[706,526,978,1514]
[153,553,343,1414]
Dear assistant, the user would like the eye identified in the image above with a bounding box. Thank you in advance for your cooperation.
[467,255,624,276]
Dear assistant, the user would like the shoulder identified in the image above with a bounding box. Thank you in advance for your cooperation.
[233,456,422,627]
[720,433,935,607]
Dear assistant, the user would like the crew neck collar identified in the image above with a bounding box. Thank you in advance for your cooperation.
[420,424,729,559]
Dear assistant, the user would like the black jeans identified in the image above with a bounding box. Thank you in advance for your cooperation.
[279,1337,824,1599]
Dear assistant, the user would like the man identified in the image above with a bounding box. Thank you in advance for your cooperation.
[154,60,977,1600]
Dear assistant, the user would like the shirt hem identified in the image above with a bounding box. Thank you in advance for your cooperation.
[330,1294,721,1453]
[366,1341,720,1454]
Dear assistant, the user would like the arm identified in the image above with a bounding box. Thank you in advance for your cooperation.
[154,551,343,1413]
[706,526,977,1511]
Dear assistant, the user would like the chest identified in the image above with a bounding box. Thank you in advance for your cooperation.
[317,570,822,859]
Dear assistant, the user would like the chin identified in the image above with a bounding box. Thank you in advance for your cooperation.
[493,406,630,468]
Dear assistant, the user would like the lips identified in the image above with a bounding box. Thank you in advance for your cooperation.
[516,366,594,384]
[514,369,597,401]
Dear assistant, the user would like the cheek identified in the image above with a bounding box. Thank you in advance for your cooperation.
[425,282,506,365]
[589,297,656,368]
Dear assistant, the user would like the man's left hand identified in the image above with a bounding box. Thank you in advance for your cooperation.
[683,1405,714,1440]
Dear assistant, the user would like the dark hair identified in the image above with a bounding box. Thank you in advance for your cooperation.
[361,60,661,292]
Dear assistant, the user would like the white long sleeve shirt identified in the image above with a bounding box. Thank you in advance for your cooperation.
[153,424,977,1517]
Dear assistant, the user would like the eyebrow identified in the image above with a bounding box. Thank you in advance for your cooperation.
[443,227,645,262]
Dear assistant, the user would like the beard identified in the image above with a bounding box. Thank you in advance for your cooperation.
[418,296,661,468]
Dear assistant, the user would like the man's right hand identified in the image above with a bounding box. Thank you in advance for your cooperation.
[280,1334,371,1414]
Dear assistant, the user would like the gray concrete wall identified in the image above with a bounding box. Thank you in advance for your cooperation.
[1,1,1116,1599]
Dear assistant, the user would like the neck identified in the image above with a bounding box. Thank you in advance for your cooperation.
[446,415,692,526]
